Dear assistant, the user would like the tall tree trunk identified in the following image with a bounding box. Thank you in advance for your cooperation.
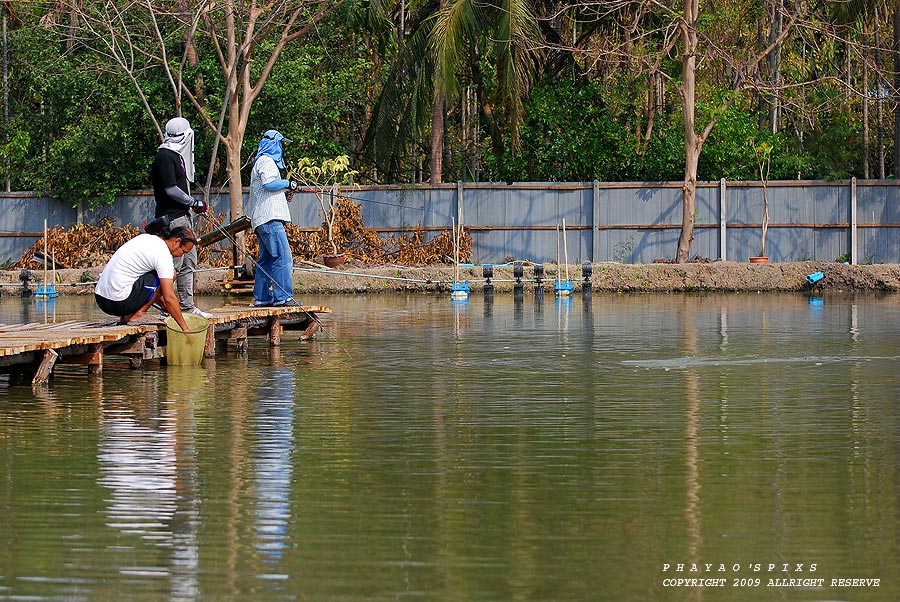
[676,0,700,264]
[2,4,8,192]
[863,23,870,179]
[894,0,900,177]
[875,6,886,178]
[757,19,766,130]
[768,0,783,133]
[430,90,444,183]
[430,0,447,184]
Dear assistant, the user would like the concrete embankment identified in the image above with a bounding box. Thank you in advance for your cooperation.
[5,262,900,296]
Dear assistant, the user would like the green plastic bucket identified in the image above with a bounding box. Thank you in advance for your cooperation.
[164,313,209,366]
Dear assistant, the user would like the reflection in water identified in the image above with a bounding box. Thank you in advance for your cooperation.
[98,401,178,540]
[513,293,524,326]
[1,293,899,602]
[253,366,295,570]
[681,303,703,602]
[98,367,205,600]
[36,297,57,324]
[451,297,468,340]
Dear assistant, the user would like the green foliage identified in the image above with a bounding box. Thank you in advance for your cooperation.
[797,110,864,180]
[485,80,638,182]
[639,120,686,181]
[251,6,374,167]
[36,114,153,208]
[0,0,889,203]
[5,18,158,206]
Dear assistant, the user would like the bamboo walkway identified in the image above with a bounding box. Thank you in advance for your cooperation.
[0,304,331,384]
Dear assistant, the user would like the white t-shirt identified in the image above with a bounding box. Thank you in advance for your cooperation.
[95,234,176,301]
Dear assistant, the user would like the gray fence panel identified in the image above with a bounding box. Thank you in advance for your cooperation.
[4,180,900,265]
[352,186,438,230]
[857,182,900,263]
[695,183,720,261]
[0,195,77,264]
[284,191,322,228]
[463,184,593,264]
[601,184,684,263]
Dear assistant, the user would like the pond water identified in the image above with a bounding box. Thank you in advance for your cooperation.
[0,291,898,601]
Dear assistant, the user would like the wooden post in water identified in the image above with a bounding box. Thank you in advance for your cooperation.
[268,315,281,346]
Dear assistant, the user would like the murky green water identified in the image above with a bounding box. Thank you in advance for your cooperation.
[1,291,898,601]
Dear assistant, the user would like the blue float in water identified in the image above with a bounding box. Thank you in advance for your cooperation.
[35,283,59,298]
[450,280,470,299]
[554,279,573,296]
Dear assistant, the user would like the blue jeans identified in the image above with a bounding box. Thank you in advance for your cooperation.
[253,220,293,305]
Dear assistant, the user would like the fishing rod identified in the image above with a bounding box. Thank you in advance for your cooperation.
[192,209,350,356]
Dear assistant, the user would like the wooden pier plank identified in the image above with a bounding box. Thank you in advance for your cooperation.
[0,304,330,376]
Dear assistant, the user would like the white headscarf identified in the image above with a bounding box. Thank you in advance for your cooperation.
[159,117,195,183]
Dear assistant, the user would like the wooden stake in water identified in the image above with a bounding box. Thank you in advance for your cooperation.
[450,217,469,299]
[556,222,560,273]
[43,219,48,292]
[555,219,573,296]
[452,217,459,282]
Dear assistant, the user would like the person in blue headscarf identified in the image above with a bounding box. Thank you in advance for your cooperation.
[247,130,300,307]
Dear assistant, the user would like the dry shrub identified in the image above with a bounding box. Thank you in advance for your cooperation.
[14,217,141,269]
[18,199,472,268]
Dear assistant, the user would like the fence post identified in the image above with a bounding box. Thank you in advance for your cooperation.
[850,177,857,265]
[592,180,600,263]
[719,178,727,261]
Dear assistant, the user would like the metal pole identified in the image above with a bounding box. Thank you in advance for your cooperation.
[719,178,727,261]
[850,177,858,265]
[592,180,600,263]
[2,5,9,192]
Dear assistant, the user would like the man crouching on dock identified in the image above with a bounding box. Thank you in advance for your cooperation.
[94,226,197,331]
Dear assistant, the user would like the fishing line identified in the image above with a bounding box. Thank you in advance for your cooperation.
[293,266,450,285]
[329,192,449,217]
[193,209,350,356]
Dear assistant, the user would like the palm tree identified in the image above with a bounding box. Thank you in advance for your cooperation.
[364,0,544,183]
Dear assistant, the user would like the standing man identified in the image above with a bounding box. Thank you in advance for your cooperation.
[151,116,212,318]
[247,129,299,307]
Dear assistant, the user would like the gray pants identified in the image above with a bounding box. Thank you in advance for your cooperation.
[169,214,197,310]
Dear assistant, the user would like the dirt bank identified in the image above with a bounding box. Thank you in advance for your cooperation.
[5,261,900,297]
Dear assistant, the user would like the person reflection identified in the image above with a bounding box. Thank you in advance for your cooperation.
[253,367,295,565]
[97,377,201,600]
[98,398,177,540]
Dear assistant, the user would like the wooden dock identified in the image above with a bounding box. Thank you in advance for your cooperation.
[0,304,331,384]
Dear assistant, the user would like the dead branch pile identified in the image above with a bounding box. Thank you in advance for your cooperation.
[16,199,472,268]
[14,218,141,269]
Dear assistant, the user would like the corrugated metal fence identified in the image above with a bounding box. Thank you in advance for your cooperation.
[1,179,898,265]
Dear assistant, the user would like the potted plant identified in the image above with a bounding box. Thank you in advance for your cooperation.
[750,141,773,264]
[289,155,357,267]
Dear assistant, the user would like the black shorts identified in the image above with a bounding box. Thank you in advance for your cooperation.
[95,271,160,317]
